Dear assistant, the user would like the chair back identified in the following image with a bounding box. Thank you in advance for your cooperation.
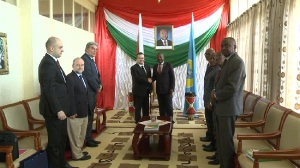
[243,93,261,121]
[251,97,274,132]
[22,97,44,129]
[0,102,30,131]
[279,111,300,166]
[263,103,291,147]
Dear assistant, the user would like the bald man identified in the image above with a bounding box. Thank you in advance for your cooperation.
[38,37,74,168]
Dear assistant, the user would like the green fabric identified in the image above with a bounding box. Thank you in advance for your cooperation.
[106,19,220,67]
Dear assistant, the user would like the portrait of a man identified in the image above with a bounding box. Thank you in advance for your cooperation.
[0,32,9,75]
[155,26,173,50]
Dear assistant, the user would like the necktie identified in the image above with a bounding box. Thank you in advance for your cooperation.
[78,75,86,88]
[163,40,166,46]
[91,58,99,74]
[158,64,162,74]
[141,66,147,74]
[56,60,66,83]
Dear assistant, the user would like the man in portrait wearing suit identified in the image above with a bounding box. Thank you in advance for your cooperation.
[152,53,175,120]
[156,28,173,46]
[81,41,102,147]
[38,37,74,168]
[211,37,246,168]
[66,58,91,161]
[130,52,152,124]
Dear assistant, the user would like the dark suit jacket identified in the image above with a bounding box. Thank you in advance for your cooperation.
[38,54,70,117]
[156,40,173,46]
[215,53,246,116]
[130,64,152,97]
[66,71,89,118]
[152,62,175,94]
[81,53,102,113]
[203,65,219,106]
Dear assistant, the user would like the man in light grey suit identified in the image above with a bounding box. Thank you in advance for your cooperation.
[211,37,246,168]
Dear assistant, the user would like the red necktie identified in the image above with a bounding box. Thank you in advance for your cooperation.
[56,60,61,68]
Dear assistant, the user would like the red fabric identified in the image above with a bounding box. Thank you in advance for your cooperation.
[99,0,226,28]
[210,0,229,52]
[95,5,117,110]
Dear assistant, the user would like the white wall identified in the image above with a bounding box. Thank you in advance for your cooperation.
[0,1,94,106]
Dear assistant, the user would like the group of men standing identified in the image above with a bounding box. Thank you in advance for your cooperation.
[38,37,102,168]
[201,37,246,168]
[130,52,175,124]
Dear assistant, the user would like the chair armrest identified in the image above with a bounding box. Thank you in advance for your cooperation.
[0,146,13,168]
[238,112,253,118]
[252,148,300,168]
[6,130,42,151]
[235,120,265,128]
[28,118,45,125]
[236,131,281,155]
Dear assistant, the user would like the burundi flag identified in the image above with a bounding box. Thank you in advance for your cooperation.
[183,13,198,117]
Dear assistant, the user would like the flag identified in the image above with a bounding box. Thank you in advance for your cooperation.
[136,13,144,54]
[183,13,198,117]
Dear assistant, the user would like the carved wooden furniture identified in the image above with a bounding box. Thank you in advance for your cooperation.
[132,116,172,161]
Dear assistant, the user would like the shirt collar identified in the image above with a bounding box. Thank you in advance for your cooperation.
[226,52,236,60]
[85,52,94,60]
[47,53,57,61]
[73,70,82,77]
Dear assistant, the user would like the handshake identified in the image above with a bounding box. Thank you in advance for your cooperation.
[147,78,152,83]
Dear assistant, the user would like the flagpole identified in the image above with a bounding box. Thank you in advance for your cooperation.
[183,13,199,119]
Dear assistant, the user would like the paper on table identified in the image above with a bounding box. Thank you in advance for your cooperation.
[139,120,171,126]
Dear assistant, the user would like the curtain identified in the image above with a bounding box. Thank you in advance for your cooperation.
[227,0,300,112]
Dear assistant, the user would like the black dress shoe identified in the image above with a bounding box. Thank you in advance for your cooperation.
[202,143,213,148]
[206,154,216,160]
[200,137,212,142]
[72,155,91,161]
[208,159,219,165]
[203,146,216,152]
[82,151,88,156]
[85,141,98,147]
[91,139,101,144]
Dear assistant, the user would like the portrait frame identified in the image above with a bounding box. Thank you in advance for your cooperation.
[0,32,9,75]
[154,25,174,50]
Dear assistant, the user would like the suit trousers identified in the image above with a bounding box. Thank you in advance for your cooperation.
[215,115,237,168]
[205,108,214,141]
[157,93,173,116]
[44,116,67,168]
[86,104,95,142]
[133,94,149,123]
[67,116,88,159]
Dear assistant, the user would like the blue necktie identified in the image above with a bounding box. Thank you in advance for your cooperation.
[78,75,86,88]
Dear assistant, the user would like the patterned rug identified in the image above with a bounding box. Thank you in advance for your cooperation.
[68,127,218,168]
[104,109,207,129]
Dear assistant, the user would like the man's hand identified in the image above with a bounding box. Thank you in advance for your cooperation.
[169,89,174,94]
[148,78,152,83]
[69,114,77,119]
[57,111,66,120]
[98,85,103,92]
[211,90,217,103]
[206,103,214,111]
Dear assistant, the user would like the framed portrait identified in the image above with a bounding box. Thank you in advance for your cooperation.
[154,25,174,50]
[0,32,9,75]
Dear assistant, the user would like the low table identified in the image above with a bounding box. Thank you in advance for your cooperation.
[132,116,173,160]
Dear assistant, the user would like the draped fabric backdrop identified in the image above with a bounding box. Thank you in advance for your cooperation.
[227,0,300,112]
[95,0,229,110]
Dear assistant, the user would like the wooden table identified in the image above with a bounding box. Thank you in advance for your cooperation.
[132,116,173,160]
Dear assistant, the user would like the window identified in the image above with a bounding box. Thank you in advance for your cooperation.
[1,0,17,6]
[38,0,95,32]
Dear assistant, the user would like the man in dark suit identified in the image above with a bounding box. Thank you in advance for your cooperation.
[130,52,152,124]
[81,41,102,147]
[156,28,173,46]
[66,58,91,161]
[38,37,74,168]
[211,37,246,168]
[152,53,175,118]
[202,52,219,153]
[200,48,215,143]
